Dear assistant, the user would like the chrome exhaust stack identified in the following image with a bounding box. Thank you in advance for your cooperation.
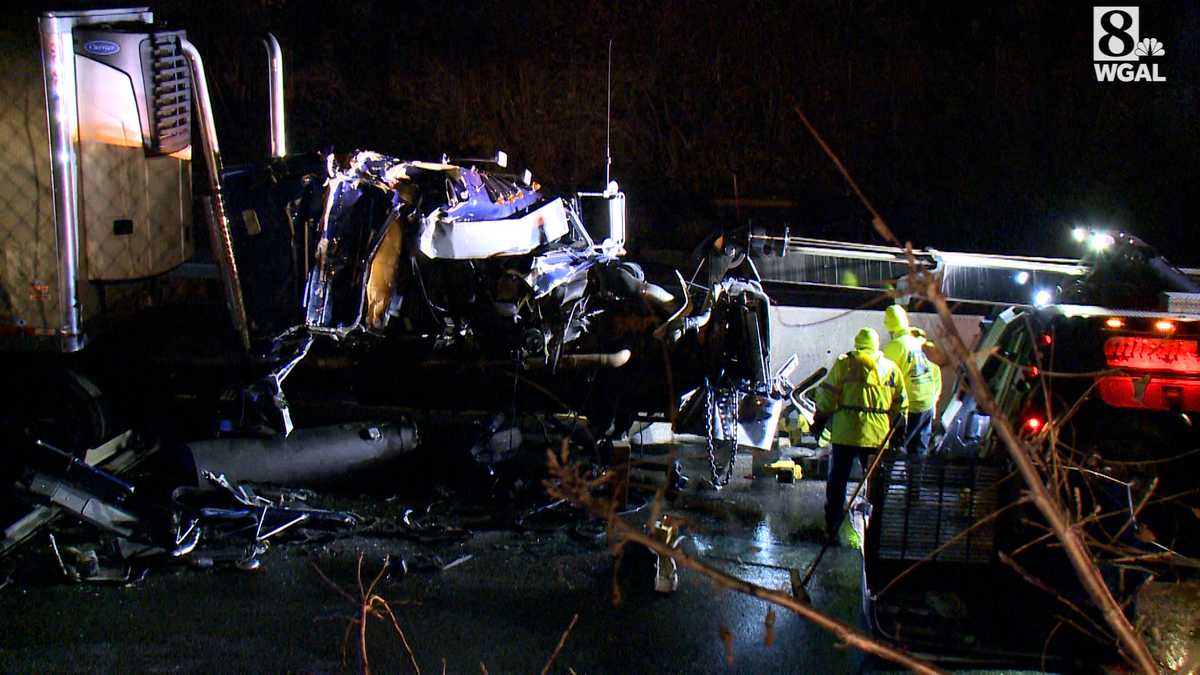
[263,33,286,159]
[179,38,251,352]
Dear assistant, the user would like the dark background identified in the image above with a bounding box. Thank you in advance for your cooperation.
[11,1,1200,263]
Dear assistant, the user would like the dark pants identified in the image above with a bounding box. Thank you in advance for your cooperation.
[899,409,934,456]
[825,444,871,536]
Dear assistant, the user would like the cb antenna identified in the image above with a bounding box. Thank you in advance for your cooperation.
[605,38,613,186]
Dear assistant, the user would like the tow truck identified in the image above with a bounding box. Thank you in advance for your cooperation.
[854,233,1200,668]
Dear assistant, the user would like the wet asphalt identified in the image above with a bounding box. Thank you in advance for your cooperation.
[0,445,890,673]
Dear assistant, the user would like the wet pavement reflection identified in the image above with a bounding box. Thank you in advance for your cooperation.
[0,442,1017,672]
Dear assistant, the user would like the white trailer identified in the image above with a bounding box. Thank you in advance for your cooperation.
[0,8,194,352]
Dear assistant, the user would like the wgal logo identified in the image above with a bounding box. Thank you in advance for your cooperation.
[1094,7,1166,82]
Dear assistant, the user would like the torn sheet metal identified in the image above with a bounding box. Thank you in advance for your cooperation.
[0,431,150,559]
[305,151,550,333]
[525,248,602,299]
[3,428,359,581]
[418,197,568,260]
[166,472,357,572]
[294,149,652,373]
[441,160,540,220]
[26,473,140,538]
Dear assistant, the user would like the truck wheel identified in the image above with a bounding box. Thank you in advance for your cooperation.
[1,366,110,457]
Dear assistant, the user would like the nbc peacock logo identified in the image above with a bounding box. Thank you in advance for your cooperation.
[1093,7,1167,82]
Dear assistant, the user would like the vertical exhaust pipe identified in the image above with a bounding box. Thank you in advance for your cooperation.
[180,38,251,352]
[263,33,286,159]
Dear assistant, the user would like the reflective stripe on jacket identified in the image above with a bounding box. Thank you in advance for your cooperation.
[814,349,908,447]
[882,330,941,413]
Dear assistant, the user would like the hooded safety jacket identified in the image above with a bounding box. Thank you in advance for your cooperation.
[814,348,908,447]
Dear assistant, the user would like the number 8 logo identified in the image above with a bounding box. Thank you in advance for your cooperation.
[1098,9,1135,57]
[1093,6,1140,62]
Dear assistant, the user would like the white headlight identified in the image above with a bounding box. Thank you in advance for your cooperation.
[1089,232,1115,251]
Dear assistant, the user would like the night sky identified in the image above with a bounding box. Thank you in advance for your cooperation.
[13,1,1200,263]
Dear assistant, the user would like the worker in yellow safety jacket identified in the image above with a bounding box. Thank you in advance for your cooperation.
[882,304,942,457]
[814,327,908,540]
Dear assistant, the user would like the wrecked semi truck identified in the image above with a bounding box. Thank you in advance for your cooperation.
[0,6,791,577]
[0,8,787,478]
[239,149,787,462]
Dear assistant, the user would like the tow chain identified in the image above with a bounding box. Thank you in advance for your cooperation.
[704,380,739,488]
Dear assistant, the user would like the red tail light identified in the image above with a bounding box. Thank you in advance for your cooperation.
[1104,337,1200,374]
[1023,415,1043,432]
[1098,376,1200,413]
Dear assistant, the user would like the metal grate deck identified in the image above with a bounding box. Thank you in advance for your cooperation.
[876,458,1002,564]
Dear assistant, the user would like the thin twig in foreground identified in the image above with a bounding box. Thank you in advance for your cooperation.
[540,613,580,675]
[313,553,421,675]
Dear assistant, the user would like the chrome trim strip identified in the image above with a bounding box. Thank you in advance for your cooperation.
[38,15,84,346]
[36,8,153,351]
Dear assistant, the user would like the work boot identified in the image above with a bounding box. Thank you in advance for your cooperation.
[653,516,681,593]
[654,554,679,593]
[849,499,873,518]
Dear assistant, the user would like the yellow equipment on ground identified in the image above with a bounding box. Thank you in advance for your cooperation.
[763,459,803,483]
